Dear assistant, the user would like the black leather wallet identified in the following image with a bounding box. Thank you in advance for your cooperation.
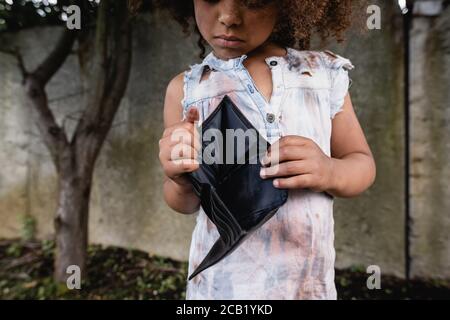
[187,95,289,280]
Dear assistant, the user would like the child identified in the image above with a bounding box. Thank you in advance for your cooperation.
[158,0,376,300]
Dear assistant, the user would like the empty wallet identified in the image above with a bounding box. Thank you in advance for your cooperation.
[187,95,289,281]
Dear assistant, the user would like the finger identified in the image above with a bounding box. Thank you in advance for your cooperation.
[162,106,198,139]
[184,107,201,152]
[185,106,199,124]
[260,160,308,179]
[261,146,308,167]
[268,135,310,153]
[168,144,200,162]
[161,127,201,154]
[167,158,200,174]
[160,133,201,154]
[273,174,314,189]
[159,138,195,160]
[265,136,310,163]
[162,121,195,139]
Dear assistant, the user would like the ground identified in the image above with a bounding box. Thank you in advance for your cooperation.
[0,239,449,300]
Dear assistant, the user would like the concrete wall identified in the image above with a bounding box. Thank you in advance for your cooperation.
[410,1,450,280]
[329,0,407,278]
[0,2,449,280]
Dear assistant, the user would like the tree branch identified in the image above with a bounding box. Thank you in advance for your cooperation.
[72,0,109,144]
[73,0,133,175]
[21,29,78,172]
[33,28,78,85]
[0,33,76,172]
[104,9,132,115]
[0,47,28,80]
[24,76,69,171]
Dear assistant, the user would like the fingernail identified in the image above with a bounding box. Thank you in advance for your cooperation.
[273,179,279,187]
[260,168,266,178]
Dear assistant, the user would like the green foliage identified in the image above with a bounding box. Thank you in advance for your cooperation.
[20,214,36,241]
[41,239,55,258]
[0,239,188,299]
[0,0,154,32]
[349,264,366,274]
[0,0,98,32]
[1,0,65,31]
[5,241,23,257]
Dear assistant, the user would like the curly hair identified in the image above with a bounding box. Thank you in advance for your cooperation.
[156,0,366,59]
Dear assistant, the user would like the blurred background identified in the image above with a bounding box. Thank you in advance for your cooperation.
[0,0,449,299]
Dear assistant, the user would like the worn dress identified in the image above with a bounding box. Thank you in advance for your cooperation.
[180,47,354,300]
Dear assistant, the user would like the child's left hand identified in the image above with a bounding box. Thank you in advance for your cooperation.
[259,135,335,192]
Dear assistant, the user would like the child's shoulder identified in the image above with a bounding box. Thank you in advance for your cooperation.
[286,48,354,73]
[166,63,207,114]
[164,71,185,111]
[167,60,204,90]
[165,71,185,97]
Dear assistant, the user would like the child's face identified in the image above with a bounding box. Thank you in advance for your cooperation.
[193,0,279,59]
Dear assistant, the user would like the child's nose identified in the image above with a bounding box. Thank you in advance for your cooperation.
[218,1,243,27]
[219,15,242,28]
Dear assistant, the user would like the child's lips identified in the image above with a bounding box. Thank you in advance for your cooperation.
[214,36,245,48]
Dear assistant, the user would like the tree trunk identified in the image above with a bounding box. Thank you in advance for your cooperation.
[52,0,132,283]
[53,151,93,283]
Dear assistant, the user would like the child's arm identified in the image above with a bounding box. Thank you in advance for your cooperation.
[259,93,376,198]
[159,73,201,214]
[326,93,376,197]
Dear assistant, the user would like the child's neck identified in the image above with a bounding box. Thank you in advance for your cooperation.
[212,41,287,62]
[247,41,287,60]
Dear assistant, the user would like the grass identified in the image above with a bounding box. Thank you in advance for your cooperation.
[0,238,449,300]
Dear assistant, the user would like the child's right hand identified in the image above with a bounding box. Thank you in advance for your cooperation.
[158,107,200,188]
